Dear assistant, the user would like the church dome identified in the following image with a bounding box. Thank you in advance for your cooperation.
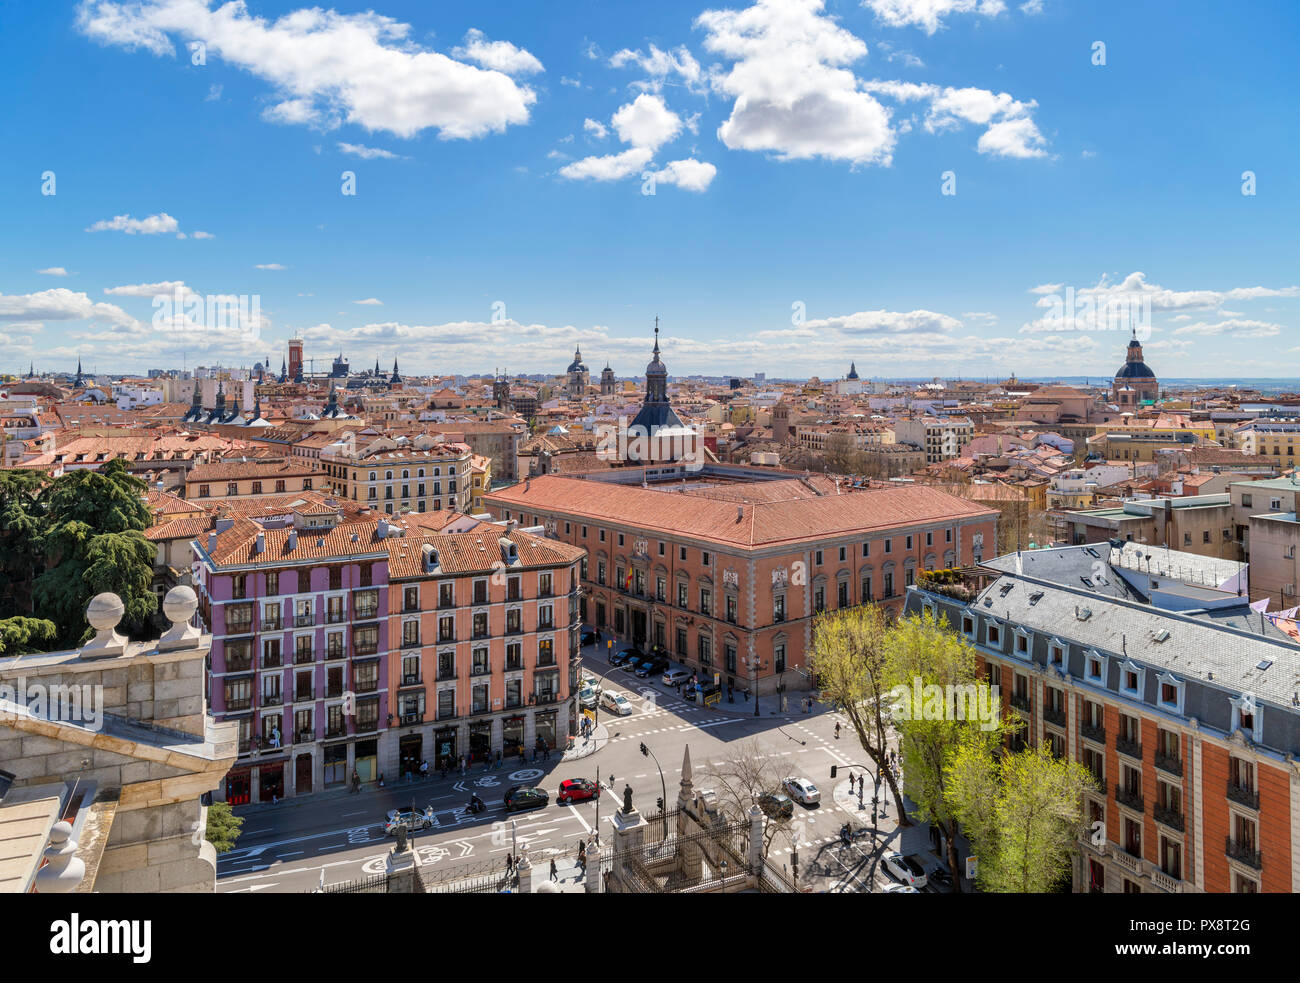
[1115,360,1156,380]
[567,347,587,373]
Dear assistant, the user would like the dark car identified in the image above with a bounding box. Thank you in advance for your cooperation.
[758,792,795,821]
[504,785,549,813]
[610,647,642,667]
[581,630,597,647]
[557,779,600,805]
[643,656,671,675]
[632,659,659,678]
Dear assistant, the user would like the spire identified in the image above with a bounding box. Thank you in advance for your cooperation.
[652,315,660,359]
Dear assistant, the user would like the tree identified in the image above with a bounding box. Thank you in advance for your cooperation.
[204,802,245,854]
[948,742,1096,893]
[884,609,1009,891]
[33,460,157,646]
[0,470,47,618]
[0,616,59,656]
[808,605,909,824]
[700,738,795,856]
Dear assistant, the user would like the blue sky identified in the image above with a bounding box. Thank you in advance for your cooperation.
[2,0,1297,379]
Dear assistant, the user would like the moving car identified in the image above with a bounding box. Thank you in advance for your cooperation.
[883,851,928,889]
[504,785,549,813]
[781,777,821,806]
[557,779,600,805]
[662,667,692,687]
[384,808,433,835]
[758,791,795,820]
[600,691,633,716]
[609,647,642,667]
[881,883,919,894]
[579,686,599,710]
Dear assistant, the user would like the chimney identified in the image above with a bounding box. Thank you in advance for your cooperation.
[525,478,531,492]
[288,529,298,550]
[254,531,265,554]
[378,518,389,539]
[208,532,217,553]
[736,505,743,523]
[506,519,518,534]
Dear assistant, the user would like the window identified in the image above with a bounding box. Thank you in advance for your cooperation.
[987,622,1001,647]
[1157,673,1184,714]
[473,579,488,604]
[439,615,455,642]
[231,574,247,600]
[679,546,687,561]
[925,531,933,547]
[815,550,824,566]
[439,582,454,608]
[905,535,913,550]
[862,542,870,558]
[678,582,688,608]
[402,620,420,648]
[1085,651,1105,684]
[473,648,489,675]
[774,644,786,674]
[861,576,873,603]
[473,612,488,638]
[699,587,711,615]
[884,538,892,554]
[702,551,711,567]
[838,546,847,562]
[838,581,849,608]
[1242,493,1253,508]
[538,638,555,667]
[676,627,688,657]
[1120,660,1145,699]
[813,586,825,613]
[539,572,553,596]
[698,635,712,665]
[265,570,279,595]
[1049,641,1065,669]
[773,594,786,623]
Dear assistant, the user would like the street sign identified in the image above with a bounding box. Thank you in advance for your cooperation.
[966,856,978,880]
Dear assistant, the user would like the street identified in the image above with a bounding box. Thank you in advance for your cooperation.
[217,643,940,893]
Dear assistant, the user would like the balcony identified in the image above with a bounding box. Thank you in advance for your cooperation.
[352,644,379,658]
[225,697,253,712]
[326,684,344,699]
[261,653,283,669]
[1115,786,1144,812]
[1154,752,1183,777]
[294,688,315,703]
[437,708,459,722]
[355,606,379,621]
[399,711,424,726]
[1153,804,1184,832]
[438,633,456,644]
[353,678,379,694]
[354,717,380,735]
[506,625,523,636]
[505,658,523,672]
[1227,782,1260,810]
[1116,737,1143,760]
[437,667,457,682]
[537,657,557,669]
[1042,706,1066,728]
[1150,868,1183,894]
[1225,837,1262,870]
[225,656,253,674]
[325,724,347,738]
[471,665,491,677]
[534,692,559,705]
[327,610,347,624]
[537,620,554,632]
[1009,693,1032,713]
[293,650,315,666]
[399,674,423,687]
[402,637,422,649]
[261,692,283,707]
[225,620,254,637]
[1080,723,1106,744]
[261,617,282,632]
[1112,846,1143,875]
[296,730,315,744]
[471,705,491,716]
[325,648,345,662]
[294,614,315,627]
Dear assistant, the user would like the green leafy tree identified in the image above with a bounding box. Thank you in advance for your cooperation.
[884,609,1008,892]
[0,616,59,656]
[948,742,1096,893]
[0,470,48,617]
[809,605,909,824]
[204,802,245,854]
[33,460,157,646]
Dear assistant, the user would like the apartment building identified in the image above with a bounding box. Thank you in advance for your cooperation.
[485,463,996,697]
[793,421,895,454]
[185,459,323,501]
[892,416,975,464]
[320,431,473,516]
[1234,419,1300,468]
[907,543,1292,893]
[192,509,581,803]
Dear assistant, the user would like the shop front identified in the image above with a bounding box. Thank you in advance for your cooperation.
[257,762,285,802]
[295,752,313,795]
[354,739,378,782]
[434,727,458,770]
[535,709,558,750]
[225,768,251,806]
[399,734,423,777]
[468,720,492,763]
[323,743,348,787]
[502,715,525,757]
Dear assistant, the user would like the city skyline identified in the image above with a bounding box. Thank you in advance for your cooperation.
[2,1,1297,378]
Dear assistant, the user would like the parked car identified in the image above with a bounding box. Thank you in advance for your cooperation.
[609,647,642,667]
[600,691,633,716]
[758,791,795,820]
[557,779,600,805]
[504,785,549,813]
[781,777,821,806]
[640,656,670,676]
[618,657,642,673]
[662,667,692,687]
[881,883,919,894]
[633,658,663,678]
[579,687,599,710]
[581,630,597,647]
[883,851,928,889]
[384,808,433,835]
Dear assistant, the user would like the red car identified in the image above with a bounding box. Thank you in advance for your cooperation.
[557,779,600,805]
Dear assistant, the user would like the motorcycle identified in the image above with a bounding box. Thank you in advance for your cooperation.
[467,795,486,814]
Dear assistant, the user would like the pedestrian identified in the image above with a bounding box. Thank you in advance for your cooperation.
[351,769,360,793]
[549,858,558,882]
[848,770,855,790]
[835,721,841,739]
[496,750,503,768]
[506,853,513,875]
[378,773,385,788]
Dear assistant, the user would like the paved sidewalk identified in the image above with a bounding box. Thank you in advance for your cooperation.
[561,723,610,761]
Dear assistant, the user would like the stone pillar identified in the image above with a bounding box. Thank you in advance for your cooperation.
[585,852,602,894]
[516,844,534,893]
[385,832,418,893]
[611,793,646,891]
[748,804,765,874]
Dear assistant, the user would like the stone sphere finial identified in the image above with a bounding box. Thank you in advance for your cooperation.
[35,821,86,893]
[86,593,125,632]
[163,585,198,625]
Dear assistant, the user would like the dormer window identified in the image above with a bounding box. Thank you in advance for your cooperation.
[1230,693,1262,743]
[1119,659,1145,700]
[1085,650,1106,685]
[986,621,1002,648]
[1013,627,1032,657]
[961,614,975,639]
[1156,672,1184,715]
[1048,639,1065,669]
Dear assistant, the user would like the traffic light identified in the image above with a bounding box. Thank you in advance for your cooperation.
[830,765,838,779]
[657,797,664,811]
[640,742,648,757]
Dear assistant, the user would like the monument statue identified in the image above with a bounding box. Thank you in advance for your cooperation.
[623,783,634,814]
[394,823,408,853]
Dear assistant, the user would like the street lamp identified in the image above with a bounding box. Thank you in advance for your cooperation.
[720,859,728,892]
[744,654,769,717]
[639,742,669,837]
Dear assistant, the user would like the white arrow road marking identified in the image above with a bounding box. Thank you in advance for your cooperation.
[227,882,279,893]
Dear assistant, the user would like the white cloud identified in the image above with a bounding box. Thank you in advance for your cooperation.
[1020,0,1044,14]
[452,28,543,76]
[798,308,962,335]
[864,80,1048,158]
[876,41,924,68]
[76,0,538,140]
[191,230,214,239]
[611,93,683,150]
[37,267,69,277]
[558,147,654,182]
[86,212,179,235]
[255,263,286,270]
[338,142,408,160]
[104,281,195,298]
[1172,319,1283,339]
[609,44,704,93]
[560,76,585,88]
[0,288,137,327]
[205,82,222,101]
[353,298,384,306]
[864,0,1007,35]
[978,116,1048,158]
[651,159,718,192]
[583,118,608,140]
[698,0,894,166]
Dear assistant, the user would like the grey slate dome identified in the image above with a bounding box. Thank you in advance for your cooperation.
[1115,359,1156,379]
[567,347,587,373]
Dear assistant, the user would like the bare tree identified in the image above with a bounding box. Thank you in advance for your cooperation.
[700,738,796,856]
